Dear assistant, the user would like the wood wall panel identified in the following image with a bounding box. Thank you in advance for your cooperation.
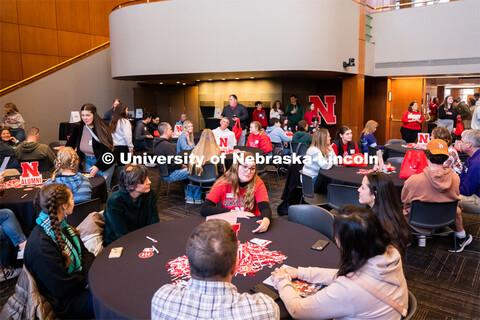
[1,80,18,89]
[89,0,114,36]
[19,26,58,55]
[1,22,20,52]
[55,0,90,33]
[389,78,423,139]
[58,31,91,57]
[91,35,110,48]
[21,54,59,78]
[17,0,56,29]
[364,77,388,145]
[0,0,18,23]
[342,75,365,140]
[0,52,23,80]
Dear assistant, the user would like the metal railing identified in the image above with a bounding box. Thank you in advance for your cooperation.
[0,42,110,97]
[112,0,168,12]
[367,0,453,12]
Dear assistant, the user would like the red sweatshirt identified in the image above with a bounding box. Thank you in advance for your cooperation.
[401,111,423,130]
[253,109,268,127]
[246,132,273,154]
[304,111,315,126]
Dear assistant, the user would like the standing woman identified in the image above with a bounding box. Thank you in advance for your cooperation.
[24,183,95,319]
[66,103,115,190]
[438,95,457,133]
[358,172,411,259]
[109,103,134,166]
[176,120,195,154]
[331,125,359,157]
[2,103,26,142]
[200,152,272,233]
[304,102,316,126]
[270,100,284,120]
[429,97,439,122]
[400,101,424,143]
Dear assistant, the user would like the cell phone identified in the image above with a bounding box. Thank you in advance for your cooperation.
[311,240,329,251]
[108,247,123,259]
[250,283,279,301]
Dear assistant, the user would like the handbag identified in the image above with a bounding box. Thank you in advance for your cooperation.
[399,150,427,179]
[232,118,242,142]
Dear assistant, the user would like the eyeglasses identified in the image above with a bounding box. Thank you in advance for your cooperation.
[240,164,256,173]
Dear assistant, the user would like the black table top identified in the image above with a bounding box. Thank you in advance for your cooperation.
[319,165,405,189]
[385,144,423,155]
[89,215,340,319]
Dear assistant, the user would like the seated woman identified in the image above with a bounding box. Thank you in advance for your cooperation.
[176,120,196,154]
[0,127,21,170]
[432,126,462,174]
[291,120,312,146]
[360,120,384,152]
[103,164,159,246]
[302,129,335,185]
[358,172,410,259]
[271,206,408,319]
[246,121,273,154]
[45,147,92,204]
[24,183,95,319]
[188,129,225,178]
[307,117,321,134]
[331,125,359,157]
[200,153,271,233]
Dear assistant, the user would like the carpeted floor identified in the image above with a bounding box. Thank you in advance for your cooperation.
[1,168,479,319]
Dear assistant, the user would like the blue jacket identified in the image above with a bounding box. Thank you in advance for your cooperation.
[176,133,195,154]
[360,133,385,151]
[459,149,480,197]
[265,126,291,143]
[45,173,92,204]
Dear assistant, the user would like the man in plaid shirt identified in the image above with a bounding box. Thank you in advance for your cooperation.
[151,219,279,320]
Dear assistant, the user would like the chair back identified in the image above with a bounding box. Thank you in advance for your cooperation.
[111,185,120,193]
[403,290,418,320]
[327,183,362,210]
[158,163,169,178]
[288,204,334,241]
[291,142,308,156]
[20,159,50,173]
[188,163,217,185]
[385,139,406,145]
[256,162,267,175]
[301,173,315,199]
[408,200,458,230]
[386,157,404,168]
[68,198,102,227]
[271,142,284,156]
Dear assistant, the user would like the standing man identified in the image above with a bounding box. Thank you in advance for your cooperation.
[221,94,249,146]
[151,219,279,320]
[134,112,153,150]
[286,95,303,129]
[458,130,480,215]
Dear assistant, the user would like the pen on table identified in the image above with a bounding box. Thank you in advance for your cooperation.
[152,246,159,254]
[21,194,27,199]
[146,236,158,243]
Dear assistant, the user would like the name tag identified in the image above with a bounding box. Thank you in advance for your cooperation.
[226,193,234,198]
[350,149,355,154]
[89,140,93,146]
[255,140,259,144]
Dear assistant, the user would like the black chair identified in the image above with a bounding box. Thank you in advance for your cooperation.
[300,172,327,207]
[404,290,418,320]
[290,142,308,156]
[156,163,180,198]
[288,204,334,241]
[185,164,217,210]
[386,157,404,168]
[408,200,458,274]
[20,159,50,173]
[49,141,66,152]
[271,142,284,156]
[68,198,102,227]
[327,183,361,211]
[110,185,120,193]
[367,146,380,157]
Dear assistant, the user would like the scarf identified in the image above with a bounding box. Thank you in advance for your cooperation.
[36,211,83,274]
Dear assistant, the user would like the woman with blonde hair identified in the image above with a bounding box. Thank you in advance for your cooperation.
[177,120,195,154]
[200,152,271,233]
[45,147,92,204]
[302,129,336,184]
[2,103,26,142]
[360,120,384,152]
[188,129,224,177]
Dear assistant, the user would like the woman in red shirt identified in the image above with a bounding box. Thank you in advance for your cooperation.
[400,101,423,143]
[200,153,271,233]
[304,102,316,126]
[252,101,268,128]
[246,121,273,154]
[331,126,359,157]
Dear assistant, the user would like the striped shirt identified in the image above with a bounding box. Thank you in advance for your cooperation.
[151,279,279,320]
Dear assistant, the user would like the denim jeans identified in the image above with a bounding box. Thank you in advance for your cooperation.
[85,156,115,190]
[163,168,201,199]
[11,128,26,143]
[0,209,27,246]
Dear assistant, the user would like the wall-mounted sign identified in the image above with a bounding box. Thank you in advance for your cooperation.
[308,95,337,125]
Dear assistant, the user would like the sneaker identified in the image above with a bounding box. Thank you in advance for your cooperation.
[194,199,204,205]
[0,268,21,282]
[185,197,195,204]
[17,247,25,260]
[448,234,473,253]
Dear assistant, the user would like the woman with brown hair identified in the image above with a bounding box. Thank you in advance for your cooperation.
[270,100,284,119]
[200,152,271,233]
[2,103,26,142]
[66,103,115,189]
[109,103,134,166]
[24,183,95,319]
[400,101,424,143]
[438,95,458,133]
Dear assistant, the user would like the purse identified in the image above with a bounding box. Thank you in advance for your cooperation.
[232,118,242,142]
[399,150,427,179]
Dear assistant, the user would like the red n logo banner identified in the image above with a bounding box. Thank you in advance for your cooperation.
[309,95,337,125]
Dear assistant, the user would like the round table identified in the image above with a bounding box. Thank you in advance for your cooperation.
[0,174,107,234]
[180,146,265,170]
[385,144,423,158]
[89,216,340,319]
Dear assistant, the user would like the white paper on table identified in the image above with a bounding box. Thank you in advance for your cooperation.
[263,264,294,286]
[250,238,272,246]
[206,212,238,225]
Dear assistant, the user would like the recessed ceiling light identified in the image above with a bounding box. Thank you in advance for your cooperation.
[235,78,240,80]
[182,83,186,85]
[208,79,212,81]
[250,77,255,79]
[221,78,226,80]
[196,79,200,81]
[159,82,163,84]
[176,81,180,84]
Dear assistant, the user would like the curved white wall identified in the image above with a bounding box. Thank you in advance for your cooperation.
[109,0,359,78]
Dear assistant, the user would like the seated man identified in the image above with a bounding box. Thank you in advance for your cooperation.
[134,112,153,150]
[14,127,55,170]
[174,113,187,136]
[153,122,200,203]
[151,219,279,320]
[103,164,158,246]
[458,129,480,214]
[402,139,472,252]
[213,118,236,151]
[266,118,292,155]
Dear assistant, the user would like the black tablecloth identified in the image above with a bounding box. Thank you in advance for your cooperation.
[0,174,107,234]
[89,216,340,319]
[385,144,468,162]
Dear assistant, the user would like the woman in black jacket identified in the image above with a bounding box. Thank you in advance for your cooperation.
[438,95,458,133]
[24,183,95,319]
[66,103,115,189]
